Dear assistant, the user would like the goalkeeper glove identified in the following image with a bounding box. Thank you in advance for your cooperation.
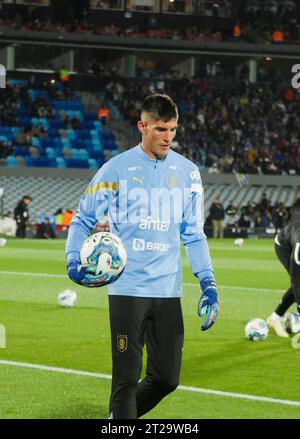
[198,277,219,331]
[67,259,104,288]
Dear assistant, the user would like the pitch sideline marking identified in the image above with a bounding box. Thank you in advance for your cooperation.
[0,359,299,407]
[0,271,283,293]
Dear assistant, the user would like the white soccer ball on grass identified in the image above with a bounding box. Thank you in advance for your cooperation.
[234,238,244,247]
[58,289,77,308]
[245,318,269,341]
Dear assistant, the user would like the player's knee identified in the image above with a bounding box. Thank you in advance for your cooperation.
[118,378,139,397]
[157,377,179,395]
[113,368,141,398]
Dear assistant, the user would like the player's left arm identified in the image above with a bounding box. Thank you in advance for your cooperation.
[180,167,219,330]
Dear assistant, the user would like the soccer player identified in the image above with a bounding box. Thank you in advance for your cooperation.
[267,197,300,337]
[66,94,219,418]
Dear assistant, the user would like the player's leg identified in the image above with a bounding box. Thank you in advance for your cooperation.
[267,243,292,337]
[274,287,294,317]
[219,220,224,238]
[289,245,300,315]
[108,295,150,419]
[136,298,184,418]
[212,220,218,238]
[16,222,22,238]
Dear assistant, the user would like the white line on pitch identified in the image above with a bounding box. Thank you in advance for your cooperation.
[0,271,283,293]
[0,359,299,407]
[0,270,66,278]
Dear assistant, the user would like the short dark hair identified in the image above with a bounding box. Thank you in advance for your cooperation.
[141,94,178,122]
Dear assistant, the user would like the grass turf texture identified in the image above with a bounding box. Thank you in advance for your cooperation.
[0,238,299,419]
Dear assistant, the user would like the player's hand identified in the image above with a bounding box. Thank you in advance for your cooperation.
[198,277,219,331]
[67,259,103,288]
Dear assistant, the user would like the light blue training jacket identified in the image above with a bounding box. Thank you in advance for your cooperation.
[66,144,214,298]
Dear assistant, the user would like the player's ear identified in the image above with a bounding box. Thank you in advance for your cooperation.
[137,120,146,134]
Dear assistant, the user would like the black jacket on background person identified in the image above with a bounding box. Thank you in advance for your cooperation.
[210,201,225,221]
[36,220,56,239]
[14,195,32,238]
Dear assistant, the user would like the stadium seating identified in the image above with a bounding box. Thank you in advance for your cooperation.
[1,175,88,221]
[1,81,119,169]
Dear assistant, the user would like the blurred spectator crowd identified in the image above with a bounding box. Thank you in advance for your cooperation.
[205,193,291,236]
[1,71,300,175]
[0,0,300,45]
[97,73,300,176]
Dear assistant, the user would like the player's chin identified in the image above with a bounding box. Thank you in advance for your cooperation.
[159,146,170,155]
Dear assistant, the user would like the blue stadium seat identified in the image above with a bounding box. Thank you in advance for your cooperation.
[88,158,99,169]
[56,157,66,168]
[14,147,29,157]
[19,117,30,127]
[93,121,103,132]
[61,139,71,148]
[66,129,77,141]
[31,157,49,168]
[0,135,8,143]
[66,159,89,169]
[81,121,94,130]
[90,151,104,162]
[48,128,60,137]
[6,156,18,167]
[32,136,41,147]
[11,127,20,137]
[41,138,54,149]
[85,112,98,121]
[46,147,56,159]
[77,130,90,139]
[8,79,27,87]
[24,156,33,167]
[17,108,29,118]
[48,119,62,129]
[78,149,89,160]
[72,139,84,149]
[70,148,80,160]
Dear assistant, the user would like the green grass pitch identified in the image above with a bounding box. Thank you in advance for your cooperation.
[0,237,299,419]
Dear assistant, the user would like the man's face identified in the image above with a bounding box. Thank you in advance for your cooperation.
[138,118,178,160]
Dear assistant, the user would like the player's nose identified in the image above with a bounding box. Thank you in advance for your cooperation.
[163,131,172,143]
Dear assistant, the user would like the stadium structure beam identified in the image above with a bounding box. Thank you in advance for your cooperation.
[0,29,300,59]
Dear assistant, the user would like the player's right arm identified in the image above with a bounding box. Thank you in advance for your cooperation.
[66,163,119,286]
[290,236,300,313]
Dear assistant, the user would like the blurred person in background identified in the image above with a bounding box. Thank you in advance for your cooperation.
[14,195,32,238]
[36,217,56,239]
[209,196,225,238]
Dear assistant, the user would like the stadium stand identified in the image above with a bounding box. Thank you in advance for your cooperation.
[0,0,299,44]
[1,74,300,176]
[0,78,119,169]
